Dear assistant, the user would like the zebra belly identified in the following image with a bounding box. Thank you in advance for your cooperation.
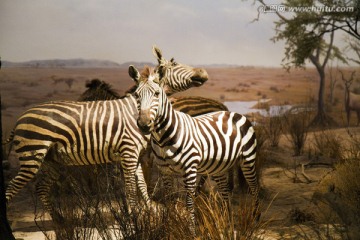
[197,155,238,176]
[55,145,114,165]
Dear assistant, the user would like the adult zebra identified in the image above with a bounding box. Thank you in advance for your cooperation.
[129,66,260,235]
[4,46,208,215]
[77,79,230,187]
[34,78,229,214]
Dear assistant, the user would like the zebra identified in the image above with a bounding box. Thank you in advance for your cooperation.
[4,46,209,216]
[77,79,233,191]
[33,78,230,214]
[129,66,260,235]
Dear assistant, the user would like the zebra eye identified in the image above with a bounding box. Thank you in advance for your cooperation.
[154,90,160,96]
[134,92,139,98]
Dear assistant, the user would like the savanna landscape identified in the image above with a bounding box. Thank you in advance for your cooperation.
[1,64,360,239]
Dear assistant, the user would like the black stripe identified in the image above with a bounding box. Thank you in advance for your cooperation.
[16,144,47,153]
[17,116,75,146]
[15,129,67,149]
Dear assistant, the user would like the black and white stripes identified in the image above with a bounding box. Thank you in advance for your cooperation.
[130,66,259,235]
[5,46,209,215]
[6,98,144,206]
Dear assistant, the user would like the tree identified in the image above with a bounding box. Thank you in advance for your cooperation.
[328,60,339,105]
[346,36,360,64]
[255,0,348,126]
[316,0,360,40]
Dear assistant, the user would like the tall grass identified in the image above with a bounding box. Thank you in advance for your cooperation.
[313,131,360,239]
[312,130,343,161]
[34,163,267,239]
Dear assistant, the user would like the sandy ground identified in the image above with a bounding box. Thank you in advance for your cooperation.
[1,66,358,239]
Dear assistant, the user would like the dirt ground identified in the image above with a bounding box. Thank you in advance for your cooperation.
[1,66,359,239]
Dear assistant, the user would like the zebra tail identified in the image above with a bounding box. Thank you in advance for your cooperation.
[2,129,14,145]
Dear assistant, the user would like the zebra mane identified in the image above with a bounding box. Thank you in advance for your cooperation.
[140,66,158,82]
[78,79,122,101]
[124,85,138,95]
[124,66,157,95]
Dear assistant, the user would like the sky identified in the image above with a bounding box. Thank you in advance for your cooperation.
[0,0,353,67]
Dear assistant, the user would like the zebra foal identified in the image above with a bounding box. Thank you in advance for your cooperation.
[129,66,260,235]
[4,46,208,215]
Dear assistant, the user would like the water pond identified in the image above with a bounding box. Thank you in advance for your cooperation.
[224,100,293,117]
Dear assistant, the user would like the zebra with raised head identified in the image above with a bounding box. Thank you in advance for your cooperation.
[76,79,232,190]
[4,46,208,215]
[34,78,229,213]
[129,66,260,235]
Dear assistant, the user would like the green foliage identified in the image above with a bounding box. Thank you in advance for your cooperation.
[268,0,349,69]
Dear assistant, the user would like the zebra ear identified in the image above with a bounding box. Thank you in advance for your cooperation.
[153,45,163,64]
[128,65,140,83]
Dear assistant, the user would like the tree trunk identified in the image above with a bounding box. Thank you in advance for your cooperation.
[0,95,16,240]
[318,68,326,116]
[311,66,337,127]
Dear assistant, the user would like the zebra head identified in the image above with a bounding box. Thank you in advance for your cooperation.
[129,65,163,134]
[153,46,208,95]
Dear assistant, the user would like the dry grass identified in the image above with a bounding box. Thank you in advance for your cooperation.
[195,191,267,240]
[312,130,344,160]
[283,111,311,156]
[32,163,268,239]
[313,132,360,239]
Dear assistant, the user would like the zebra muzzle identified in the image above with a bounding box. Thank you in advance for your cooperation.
[137,119,152,134]
[190,68,208,86]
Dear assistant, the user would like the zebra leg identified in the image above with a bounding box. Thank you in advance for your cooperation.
[196,175,207,195]
[135,163,151,206]
[6,149,47,203]
[240,158,260,219]
[212,173,232,214]
[162,174,175,202]
[121,158,139,213]
[140,146,153,191]
[35,161,62,220]
[183,169,198,236]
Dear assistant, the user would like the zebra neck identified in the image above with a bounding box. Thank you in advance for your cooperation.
[152,94,178,145]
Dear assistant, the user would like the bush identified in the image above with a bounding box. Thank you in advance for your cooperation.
[316,157,360,239]
[312,130,343,161]
[263,116,283,148]
[283,111,311,156]
[195,191,266,239]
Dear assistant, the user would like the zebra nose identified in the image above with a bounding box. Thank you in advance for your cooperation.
[191,68,208,86]
[137,110,152,134]
[137,120,151,134]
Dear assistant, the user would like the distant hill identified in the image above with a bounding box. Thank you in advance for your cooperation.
[2,59,124,68]
[119,61,156,68]
[1,59,242,69]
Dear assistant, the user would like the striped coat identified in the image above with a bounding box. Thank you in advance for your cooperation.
[130,66,259,235]
[4,46,209,215]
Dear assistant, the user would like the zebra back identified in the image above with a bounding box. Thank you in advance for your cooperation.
[170,96,228,116]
